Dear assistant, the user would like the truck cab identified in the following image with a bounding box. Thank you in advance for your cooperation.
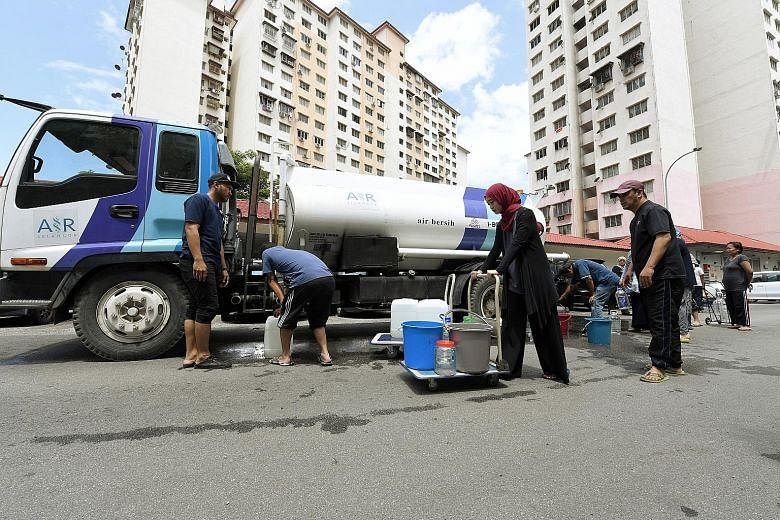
[0,107,238,359]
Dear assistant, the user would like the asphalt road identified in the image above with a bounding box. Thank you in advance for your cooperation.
[0,305,778,519]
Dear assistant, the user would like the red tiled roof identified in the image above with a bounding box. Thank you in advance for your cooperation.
[614,227,780,253]
[546,233,630,251]
[235,199,270,219]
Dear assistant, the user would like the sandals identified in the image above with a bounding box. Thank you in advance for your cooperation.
[738,326,751,331]
[270,358,294,366]
[193,357,232,369]
[178,361,196,370]
[640,369,669,383]
[319,354,333,366]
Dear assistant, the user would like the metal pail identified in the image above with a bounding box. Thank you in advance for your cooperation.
[450,322,493,374]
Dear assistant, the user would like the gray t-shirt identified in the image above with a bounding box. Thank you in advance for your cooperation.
[262,246,332,288]
[722,254,750,291]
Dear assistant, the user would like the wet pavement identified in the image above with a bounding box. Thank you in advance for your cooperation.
[0,305,778,519]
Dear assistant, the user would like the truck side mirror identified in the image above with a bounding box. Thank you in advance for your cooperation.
[31,156,43,174]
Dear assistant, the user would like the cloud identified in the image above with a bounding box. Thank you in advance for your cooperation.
[47,60,123,79]
[458,82,530,189]
[316,0,351,12]
[97,10,127,44]
[406,3,501,91]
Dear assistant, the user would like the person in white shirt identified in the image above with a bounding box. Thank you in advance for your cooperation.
[691,259,705,327]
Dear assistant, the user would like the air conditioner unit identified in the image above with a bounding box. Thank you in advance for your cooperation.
[594,83,605,92]
[557,215,567,221]
[623,65,635,75]
[305,42,311,48]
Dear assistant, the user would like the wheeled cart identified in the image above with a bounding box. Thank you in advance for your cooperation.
[398,274,509,391]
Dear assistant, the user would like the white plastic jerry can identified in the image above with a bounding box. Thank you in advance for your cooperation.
[390,298,419,339]
[263,316,292,358]
[417,299,449,325]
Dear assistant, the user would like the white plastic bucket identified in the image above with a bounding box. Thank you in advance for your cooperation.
[391,298,419,339]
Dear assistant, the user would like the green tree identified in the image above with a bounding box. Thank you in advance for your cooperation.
[231,149,270,200]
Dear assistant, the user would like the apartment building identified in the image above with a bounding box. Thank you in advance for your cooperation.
[123,0,235,138]
[228,0,463,183]
[525,0,702,240]
[683,0,780,244]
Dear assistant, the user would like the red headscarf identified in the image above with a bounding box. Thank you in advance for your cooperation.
[485,183,522,232]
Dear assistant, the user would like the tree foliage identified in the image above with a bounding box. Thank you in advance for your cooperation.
[231,149,270,200]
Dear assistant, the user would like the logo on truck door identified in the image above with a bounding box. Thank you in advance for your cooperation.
[34,212,79,244]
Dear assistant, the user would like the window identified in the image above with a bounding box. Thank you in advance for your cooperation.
[628,98,648,117]
[590,1,607,20]
[558,224,572,235]
[18,119,141,208]
[643,180,654,193]
[337,106,347,117]
[550,56,565,71]
[552,96,566,110]
[596,90,614,109]
[258,132,271,144]
[556,180,569,192]
[536,167,548,181]
[604,214,622,228]
[531,52,543,66]
[314,136,324,147]
[554,137,568,150]
[530,34,542,49]
[548,17,562,34]
[535,147,547,160]
[529,16,541,31]
[297,129,308,141]
[262,61,274,73]
[622,24,641,44]
[549,36,563,52]
[600,139,618,155]
[555,159,569,172]
[259,114,272,125]
[532,71,544,85]
[601,163,619,179]
[532,89,545,103]
[598,114,616,132]
[551,75,565,91]
[626,74,645,93]
[631,152,652,169]
[533,108,546,122]
[553,200,572,216]
[338,92,347,102]
[594,44,611,63]
[553,116,567,131]
[534,128,547,141]
[619,1,638,22]
[593,22,609,41]
[547,0,560,15]
[337,122,347,132]
[279,122,291,132]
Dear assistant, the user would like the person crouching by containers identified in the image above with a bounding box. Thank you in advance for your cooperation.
[722,241,753,331]
[557,259,620,318]
[470,183,569,384]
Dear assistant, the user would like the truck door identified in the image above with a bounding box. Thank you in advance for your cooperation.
[0,114,151,271]
[142,125,213,253]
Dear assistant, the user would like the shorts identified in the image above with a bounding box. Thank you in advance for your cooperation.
[179,256,219,324]
[278,276,335,330]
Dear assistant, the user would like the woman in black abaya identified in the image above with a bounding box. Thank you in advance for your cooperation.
[472,183,569,383]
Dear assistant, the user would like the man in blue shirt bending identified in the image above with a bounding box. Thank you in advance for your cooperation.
[558,259,620,318]
[262,246,335,367]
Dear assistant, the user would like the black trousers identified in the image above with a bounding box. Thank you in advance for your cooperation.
[725,290,750,326]
[631,291,649,330]
[502,290,568,380]
[639,278,684,370]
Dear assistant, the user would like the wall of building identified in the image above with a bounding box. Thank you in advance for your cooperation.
[683,0,780,244]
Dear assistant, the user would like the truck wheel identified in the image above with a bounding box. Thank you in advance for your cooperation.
[73,268,187,361]
[469,276,498,328]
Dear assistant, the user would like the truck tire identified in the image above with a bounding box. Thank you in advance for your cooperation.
[469,276,498,328]
[73,268,188,361]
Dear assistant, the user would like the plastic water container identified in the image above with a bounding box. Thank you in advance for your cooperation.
[263,316,293,358]
[391,298,419,339]
[402,321,443,370]
[434,340,457,376]
[585,317,612,345]
[616,288,630,310]
[417,299,449,325]
[610,310,621,334]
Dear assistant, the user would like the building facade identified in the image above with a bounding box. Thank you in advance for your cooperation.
[228,1,463,183]
[123,0,236,138]
[682,0,780,244]
[525,0,702,240]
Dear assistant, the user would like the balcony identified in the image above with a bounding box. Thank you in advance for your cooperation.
[585,220,599,234]
[578,88,591,106]
[581,129,594,145]
[581,151,595,167]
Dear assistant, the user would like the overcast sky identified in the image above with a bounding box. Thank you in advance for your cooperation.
[0,0,530,188]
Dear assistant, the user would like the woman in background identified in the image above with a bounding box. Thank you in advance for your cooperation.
[722,241,753,331]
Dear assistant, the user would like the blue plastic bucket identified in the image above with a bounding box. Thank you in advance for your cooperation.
[585,318,612,345]
[402,321,443,370]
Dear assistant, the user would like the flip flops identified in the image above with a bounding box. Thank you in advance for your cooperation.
[270,358,294,366]
[194,358,232,369]
[640,369,669,383]
[319,355,333,366]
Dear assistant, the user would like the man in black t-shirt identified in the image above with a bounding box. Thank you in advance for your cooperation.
[612,180,685,383]
[179,173,237,370]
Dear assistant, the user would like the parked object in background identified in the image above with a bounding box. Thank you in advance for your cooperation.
[747,271,780,302]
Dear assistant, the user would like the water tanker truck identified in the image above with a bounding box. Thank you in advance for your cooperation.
[0,98,566,360]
